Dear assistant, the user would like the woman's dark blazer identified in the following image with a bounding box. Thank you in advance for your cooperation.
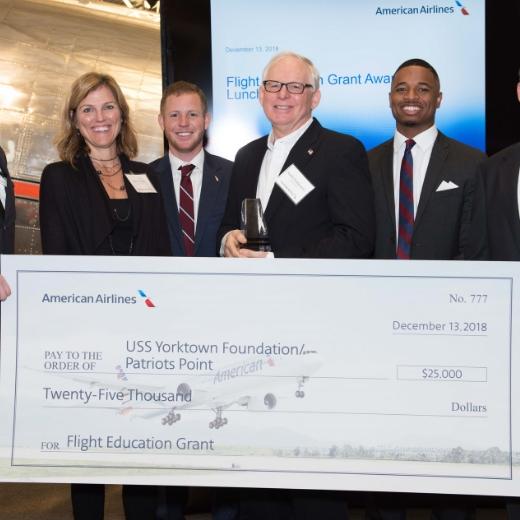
[39,153,171,256]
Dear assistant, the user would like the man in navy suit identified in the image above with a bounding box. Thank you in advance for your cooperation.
[480,68,520,263]
[151,81,234,519]
[151,80,232,257]
[367,58,486,520]
[477,68,520,520]
[0,144,15,300]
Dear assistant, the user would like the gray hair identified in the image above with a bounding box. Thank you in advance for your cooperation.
[262,52,320,90]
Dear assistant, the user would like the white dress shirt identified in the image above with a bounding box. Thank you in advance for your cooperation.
[256,118,313,211]
[219,118,313,257]
[0,165,7,210]
[392,125,438,235]
[516,167,520,221]
[168,149,205,229]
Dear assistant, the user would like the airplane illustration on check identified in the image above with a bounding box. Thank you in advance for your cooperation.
[41,349,322,430]
[158,349,322,429]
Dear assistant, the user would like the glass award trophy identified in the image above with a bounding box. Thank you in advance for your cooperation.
[240,198,271,252]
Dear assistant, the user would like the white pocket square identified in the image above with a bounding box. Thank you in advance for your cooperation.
[436,180,459,192]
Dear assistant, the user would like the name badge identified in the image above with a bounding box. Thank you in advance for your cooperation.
[275,164,315,205]
[125,173,157,194]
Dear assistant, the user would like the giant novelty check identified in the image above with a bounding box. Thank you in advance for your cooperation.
[0,255,518,496]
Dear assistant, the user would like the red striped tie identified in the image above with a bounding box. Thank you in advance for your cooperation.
[396,139,415,259]
[179,164,195,256]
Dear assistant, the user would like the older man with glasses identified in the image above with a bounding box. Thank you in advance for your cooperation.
[219,51,374,261]
[217,51,375,519]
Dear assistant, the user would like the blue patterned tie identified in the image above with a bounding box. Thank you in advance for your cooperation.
[397,139,415,259]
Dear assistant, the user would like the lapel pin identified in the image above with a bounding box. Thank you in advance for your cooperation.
[307,148,314,155]
[214,175,219,182]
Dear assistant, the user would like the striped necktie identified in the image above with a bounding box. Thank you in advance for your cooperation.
[396,139,416,259]
[178,164,196,256]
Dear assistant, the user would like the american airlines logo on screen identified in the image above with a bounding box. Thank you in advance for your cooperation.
[40,291,147,305]
[455,0,470,15]
[137,289,156,308]
[375,2,470,15]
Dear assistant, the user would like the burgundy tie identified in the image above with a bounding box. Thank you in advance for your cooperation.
[397,139,416,259]
[178,164,196,256]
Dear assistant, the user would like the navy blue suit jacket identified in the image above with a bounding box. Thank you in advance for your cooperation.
[479,142,520,261]
[151,151,232,257]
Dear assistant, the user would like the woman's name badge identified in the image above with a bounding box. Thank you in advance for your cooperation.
[125,173,157,193]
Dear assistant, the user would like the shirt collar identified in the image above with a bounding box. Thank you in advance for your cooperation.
[267,117,314,150]
[393,125,438,151]
[169,148,205,173]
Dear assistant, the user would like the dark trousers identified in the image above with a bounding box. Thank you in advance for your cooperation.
[507,500,520,520]
[159,486,239,520]
[162,486,189,520]
[238,488,348,520]
[212,487,240,520]
[366,492,474,520]
[71,483,158,520]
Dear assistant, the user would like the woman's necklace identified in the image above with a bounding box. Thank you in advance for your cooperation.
[100,175,126,192]
[96,165,122,178]
[89,154,118,162]
[91,156,122,177]
[113,205,131,222]
[108,234,134,255]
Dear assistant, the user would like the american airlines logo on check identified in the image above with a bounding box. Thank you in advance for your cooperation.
[137,290,156,307]
[41,291,144,305]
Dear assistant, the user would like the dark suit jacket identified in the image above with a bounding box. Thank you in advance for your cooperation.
[39,154,170,256]
[150,151,232,257]
[218,119,375,259]
[369,131,486,260]
[0,146,15,254]
[473,143,520,520]
[479,142,520,261]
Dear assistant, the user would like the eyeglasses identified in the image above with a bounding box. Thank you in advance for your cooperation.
[262,80,314,94]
